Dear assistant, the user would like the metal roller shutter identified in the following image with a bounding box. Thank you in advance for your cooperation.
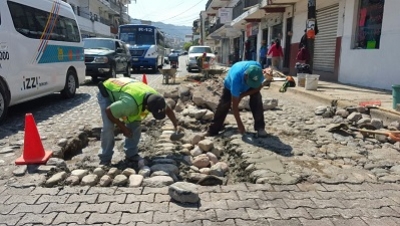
[314,4,339,72]
[221,38,230,65]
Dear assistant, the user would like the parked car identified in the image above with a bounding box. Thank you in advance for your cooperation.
[186,46,215,72]
[83,38,131,83]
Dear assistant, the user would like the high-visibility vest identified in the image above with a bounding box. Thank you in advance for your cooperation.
[103,78,158,123]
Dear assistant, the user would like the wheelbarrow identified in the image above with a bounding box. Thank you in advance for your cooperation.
[159,68,177,85]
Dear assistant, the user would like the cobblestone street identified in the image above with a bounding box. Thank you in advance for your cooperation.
[1,65,400,225]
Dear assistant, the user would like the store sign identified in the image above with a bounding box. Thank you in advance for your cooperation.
[218,8,233,24]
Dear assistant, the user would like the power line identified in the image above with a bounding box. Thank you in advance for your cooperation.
[140,0,187,18]
[159,0,206,22]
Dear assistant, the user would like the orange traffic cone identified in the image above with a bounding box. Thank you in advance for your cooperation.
[142,73,148,85]
[15,113,53,165]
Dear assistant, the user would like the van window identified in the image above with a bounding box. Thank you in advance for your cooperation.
[7,1,80,42]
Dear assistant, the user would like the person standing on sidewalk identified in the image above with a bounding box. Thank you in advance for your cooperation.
[266,40,274,68]
[259,40,267,68]
[267,38,284,70]
[97,77,179,166]
[206,61,267,137]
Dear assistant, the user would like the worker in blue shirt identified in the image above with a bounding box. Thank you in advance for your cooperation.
[206,61,267,137]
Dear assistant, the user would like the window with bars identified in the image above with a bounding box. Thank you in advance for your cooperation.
[354,0,385,49]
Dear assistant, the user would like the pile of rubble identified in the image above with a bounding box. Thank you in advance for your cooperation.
[316,101,400,143]
[36,77,280,188]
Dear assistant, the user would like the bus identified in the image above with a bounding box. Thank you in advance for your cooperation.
[0,0,85,123]
[118,24,165,73]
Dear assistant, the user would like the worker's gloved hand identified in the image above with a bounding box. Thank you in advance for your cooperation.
[170,126,184,141]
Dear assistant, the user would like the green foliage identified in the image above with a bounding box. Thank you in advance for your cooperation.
[183,42,193,51]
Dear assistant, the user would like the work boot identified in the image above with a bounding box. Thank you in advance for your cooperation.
[125,155,146,169]
[99,160,111,168]
[257,129,268,138]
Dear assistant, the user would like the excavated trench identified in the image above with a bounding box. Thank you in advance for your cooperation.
[41,114,320,188]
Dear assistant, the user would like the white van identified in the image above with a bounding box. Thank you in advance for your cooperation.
[0,0,85,123]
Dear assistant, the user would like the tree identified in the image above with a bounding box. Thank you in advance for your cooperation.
[183,42,193,51]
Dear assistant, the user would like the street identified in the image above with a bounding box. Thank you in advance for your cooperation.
[1,56,400,225]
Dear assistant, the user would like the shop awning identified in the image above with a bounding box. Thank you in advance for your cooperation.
[260,0,295,13]
[231,5,266,30]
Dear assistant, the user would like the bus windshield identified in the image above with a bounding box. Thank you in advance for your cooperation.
[119,26,155,45]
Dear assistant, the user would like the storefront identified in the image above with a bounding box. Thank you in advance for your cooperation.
[233,37,241,64]
[245,22,259,61]
[339,0,395,90]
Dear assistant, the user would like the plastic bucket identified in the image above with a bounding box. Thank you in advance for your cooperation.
[392,85,400,109]
[297,73,307,87]
[305,74,320,90]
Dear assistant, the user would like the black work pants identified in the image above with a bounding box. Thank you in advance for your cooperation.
[208,87,265,135]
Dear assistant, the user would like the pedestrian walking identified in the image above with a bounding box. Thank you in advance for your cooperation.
[266,40,274,67]
[267,38,284,71]
[96,77,179,166]
[206,61,268,137]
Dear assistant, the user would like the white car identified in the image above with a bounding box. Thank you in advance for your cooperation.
[186,46,215,72]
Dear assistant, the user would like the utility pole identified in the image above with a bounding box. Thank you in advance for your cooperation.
[119,0,124,25]
[307,0,318,72]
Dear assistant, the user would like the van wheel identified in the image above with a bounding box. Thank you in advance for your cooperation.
[61,69,77,98]
[0,84,9,124]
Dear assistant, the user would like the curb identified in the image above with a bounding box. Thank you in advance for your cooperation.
[269,82,354,107]
[269,82,400,125]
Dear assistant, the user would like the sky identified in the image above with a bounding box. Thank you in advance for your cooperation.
[128,0,208,27]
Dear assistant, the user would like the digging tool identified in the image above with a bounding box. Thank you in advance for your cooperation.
[170,131,185,141]
[359,100,400,117]
[352,128,400,142]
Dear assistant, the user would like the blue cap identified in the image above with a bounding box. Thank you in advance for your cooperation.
[245,65,263,88]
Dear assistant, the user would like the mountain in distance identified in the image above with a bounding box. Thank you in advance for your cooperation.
[130,18,192,41]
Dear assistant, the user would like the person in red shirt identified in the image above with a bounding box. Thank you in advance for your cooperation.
[267,38,284,70]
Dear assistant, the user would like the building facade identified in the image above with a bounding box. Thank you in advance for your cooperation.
[62,0,131,38]
[199,0,396,90]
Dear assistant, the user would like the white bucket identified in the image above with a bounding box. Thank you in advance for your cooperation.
[297,73,307,87]
[305,74,320,90]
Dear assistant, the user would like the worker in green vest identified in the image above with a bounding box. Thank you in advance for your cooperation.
[97,77,179,166]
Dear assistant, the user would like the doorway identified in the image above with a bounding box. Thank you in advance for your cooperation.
[284,17,293,68]
[262,28,268,42]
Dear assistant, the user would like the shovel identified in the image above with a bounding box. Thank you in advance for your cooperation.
[354,128,400,142]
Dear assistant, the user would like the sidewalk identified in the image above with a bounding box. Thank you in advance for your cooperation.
[270,79,393,109]
[268,79,400,126]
